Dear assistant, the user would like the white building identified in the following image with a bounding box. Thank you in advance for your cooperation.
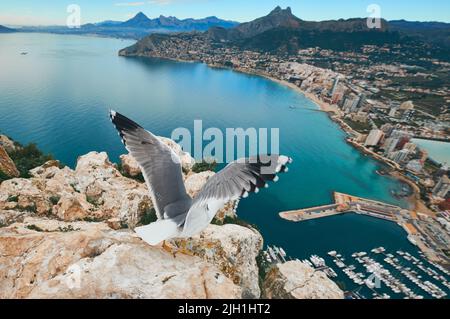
[343,97,355,113]
[403,142,417,153]
[330,77,340,97]
[365,129,384,147]
[383,137,400,154]
[406,160,423,174]
[433,175,450,199]
[390,130,412,139]
[390,149,410,164]
[389,107,398,117]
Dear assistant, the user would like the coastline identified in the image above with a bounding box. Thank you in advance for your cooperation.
[233,68,434,216]
[225,65,434,217]
[209,63,339,113]
[121,53,432,217]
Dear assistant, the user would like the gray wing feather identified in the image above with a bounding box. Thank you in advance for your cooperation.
[110,110,191,219]
[182,155,292,233]
[193,155,292,206]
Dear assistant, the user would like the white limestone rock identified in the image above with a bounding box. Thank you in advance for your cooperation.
[263,260,344,299]
[0,218,241,299]
[173,224,263,298]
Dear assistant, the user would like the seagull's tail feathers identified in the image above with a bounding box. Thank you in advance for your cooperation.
[135,219,180,246]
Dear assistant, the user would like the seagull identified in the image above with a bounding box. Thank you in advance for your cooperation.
[110,110,292,247]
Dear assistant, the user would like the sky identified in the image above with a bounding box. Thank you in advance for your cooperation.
[1,0,449,26]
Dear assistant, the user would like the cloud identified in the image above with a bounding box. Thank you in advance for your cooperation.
[114,1,176,7]
[115,2,146,7]
[0,13,63,26]
[147,0,177,5]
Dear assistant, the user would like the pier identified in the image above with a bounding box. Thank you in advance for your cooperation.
[279,203,343,222]
[279,192,400,223]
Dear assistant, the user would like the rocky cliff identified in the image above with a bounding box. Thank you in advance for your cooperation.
[263,260,344,299]
[0,136,343,299]
[0,217,245,298]
[0,145,19,179]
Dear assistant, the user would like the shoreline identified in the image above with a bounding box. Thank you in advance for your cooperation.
[226,65,430,213]
[227,66,435,217]
[122,53,432,216]
[232,68,434,216]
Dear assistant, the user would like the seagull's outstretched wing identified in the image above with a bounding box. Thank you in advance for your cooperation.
[110,110,191,219]
[182,155,292,235]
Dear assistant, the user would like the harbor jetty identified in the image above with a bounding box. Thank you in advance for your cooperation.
[279,192,450,266]
[279,192,400,223]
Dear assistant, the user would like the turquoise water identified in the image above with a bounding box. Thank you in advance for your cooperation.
[3,33,446,297]
[412,138,450,166]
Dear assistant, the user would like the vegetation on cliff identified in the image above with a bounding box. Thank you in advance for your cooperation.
[0,139,55,182]
[8,143,55,178]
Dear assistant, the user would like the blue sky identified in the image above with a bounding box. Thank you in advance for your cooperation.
[1,0,449,26]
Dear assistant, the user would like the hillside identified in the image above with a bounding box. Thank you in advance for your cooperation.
[207,6,389,43]
[389,20,450,47]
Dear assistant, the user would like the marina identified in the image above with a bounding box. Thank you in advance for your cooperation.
[336,247,450,299]
[263,245,450,299]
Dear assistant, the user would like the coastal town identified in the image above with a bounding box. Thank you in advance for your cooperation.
[119,29,450,267]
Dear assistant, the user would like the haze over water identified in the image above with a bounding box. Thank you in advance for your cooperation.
[0,33,421,272]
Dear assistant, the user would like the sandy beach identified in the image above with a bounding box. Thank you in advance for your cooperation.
[389,171,435,217]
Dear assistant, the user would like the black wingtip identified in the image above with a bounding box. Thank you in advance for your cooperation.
[109,110,143,132]
[109,109,116,120]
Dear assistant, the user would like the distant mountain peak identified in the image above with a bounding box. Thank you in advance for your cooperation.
[226,6,301,39]
[127,11,151,22]
[135,12,149,19]
[121,11,153,27]
[269,6,292,15]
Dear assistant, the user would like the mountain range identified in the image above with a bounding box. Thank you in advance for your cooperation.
[6,7,450,48]
[115,12,238,30]
[18,12,238,39]
[0,25,15,33]
[205,6,449,51]
[207,6,389,42]
[122,6,449,58]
